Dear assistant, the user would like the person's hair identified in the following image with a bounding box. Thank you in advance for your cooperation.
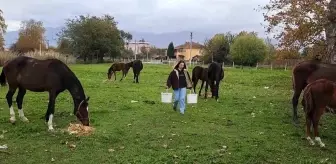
[174,60,187,70]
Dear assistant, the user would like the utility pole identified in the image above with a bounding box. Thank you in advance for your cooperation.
[134,39,137,60]
[189,32,192,65]
[146,47,149,62]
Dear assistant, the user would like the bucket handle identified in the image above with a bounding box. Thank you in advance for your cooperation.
[189,89,195,94]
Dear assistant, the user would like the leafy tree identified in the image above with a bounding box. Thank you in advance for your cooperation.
[304,40,327,60]
[301,47,309,57]
[236,31,257,38]
[0,9,6,51]
[230,34,268,66]
[140,46,148,55]
[139,38,145,42]
[167,42,175,58]
[57,38,71,54]
[326,0,336,63]
[58,14,125,63]
[120,30,132,46]
[264,37,276,62]
[274,48,301,60]
[257,0,328,60]
[201,33,231,63]
[13,19,46,53]
[121,48,134,59]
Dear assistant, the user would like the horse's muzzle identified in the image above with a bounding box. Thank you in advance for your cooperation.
[81,119,90,126]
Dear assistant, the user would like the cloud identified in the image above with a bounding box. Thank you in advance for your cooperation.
[1,0,270,35]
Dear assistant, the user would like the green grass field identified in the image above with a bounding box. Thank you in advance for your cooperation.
[0,64,335,164]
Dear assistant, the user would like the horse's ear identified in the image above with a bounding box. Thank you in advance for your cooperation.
[86,96,90,102]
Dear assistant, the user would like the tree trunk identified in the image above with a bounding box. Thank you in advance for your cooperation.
[327,0,336,64]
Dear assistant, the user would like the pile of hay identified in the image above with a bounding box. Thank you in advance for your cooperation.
[67,123,95,136]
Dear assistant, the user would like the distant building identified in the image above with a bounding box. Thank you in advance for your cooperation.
[174,41,204,61]
[126,41,151,54]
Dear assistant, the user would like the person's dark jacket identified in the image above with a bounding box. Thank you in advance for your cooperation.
[167,69,192,90]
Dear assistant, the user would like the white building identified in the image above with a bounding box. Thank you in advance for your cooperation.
[125,41,151,54]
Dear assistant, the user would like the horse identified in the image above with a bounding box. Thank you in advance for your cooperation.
[0,56,90,131]
[301,78,336,148]
[204,62,224,101]
[291,60,336,125]
[192,66,209,96]
[129,60,143,83]
[107,62,132,81]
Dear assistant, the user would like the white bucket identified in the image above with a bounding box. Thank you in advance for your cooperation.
[187,90,198,104]
[161,90,173,103]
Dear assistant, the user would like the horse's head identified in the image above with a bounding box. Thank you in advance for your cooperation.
[125,62,133,70]
[76,97,90,126]
[107,67,113,80]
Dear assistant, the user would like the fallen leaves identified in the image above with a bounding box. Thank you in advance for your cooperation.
[67,123,95,136]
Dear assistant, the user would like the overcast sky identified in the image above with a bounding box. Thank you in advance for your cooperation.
[1,0,270,36]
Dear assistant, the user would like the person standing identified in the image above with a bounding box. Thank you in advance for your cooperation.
[166,60,192,115]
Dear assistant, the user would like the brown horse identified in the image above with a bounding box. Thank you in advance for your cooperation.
[301,79,336,147]
[192,66,209,96]
[292,60,336,125]
[107,62,132,81]
[0,56,90,131]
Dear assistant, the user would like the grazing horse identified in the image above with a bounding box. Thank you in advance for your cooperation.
[129,60,143,83]
[292,60,336,125]
[301,79,336,147]
[107,62,132,81]
[192,66,208,96]
[0,56,90,131]
[204,62,224,101]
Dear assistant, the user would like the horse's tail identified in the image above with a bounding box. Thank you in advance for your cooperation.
[302,85,314,115]
[0,69,6,86]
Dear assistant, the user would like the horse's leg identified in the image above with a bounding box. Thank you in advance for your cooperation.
[136,72,140,83]
[120,71,124,81]
[313,108,325,147]
[204,80,209,99]
[199,80,205,96]
[292,84,306,125]
[305,116,314,145]
[45,91,57,131]
[193,78,198,94]
[210,81,215,98]
[6,87,17,124]
[114,71,117,81]
[215,81,220,101]
[16,87,29,122]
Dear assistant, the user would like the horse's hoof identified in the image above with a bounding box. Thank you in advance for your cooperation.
[48,128,55,132]
[292,119,300,126]
[20,117,29,123]
[309,141,315,146]
[307,137,315,146]
[9,118,16,124]
[320,143,326,148]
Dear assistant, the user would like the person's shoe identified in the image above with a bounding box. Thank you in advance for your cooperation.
[173,101,178,111]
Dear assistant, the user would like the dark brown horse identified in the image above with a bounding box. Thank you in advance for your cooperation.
[301,79,336,148]
[128,60,143,83]
[192,66,208,96]
[292,60,336,125]
[0,56,90,131]
[205,62,224,101]
[107,62,132,81]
